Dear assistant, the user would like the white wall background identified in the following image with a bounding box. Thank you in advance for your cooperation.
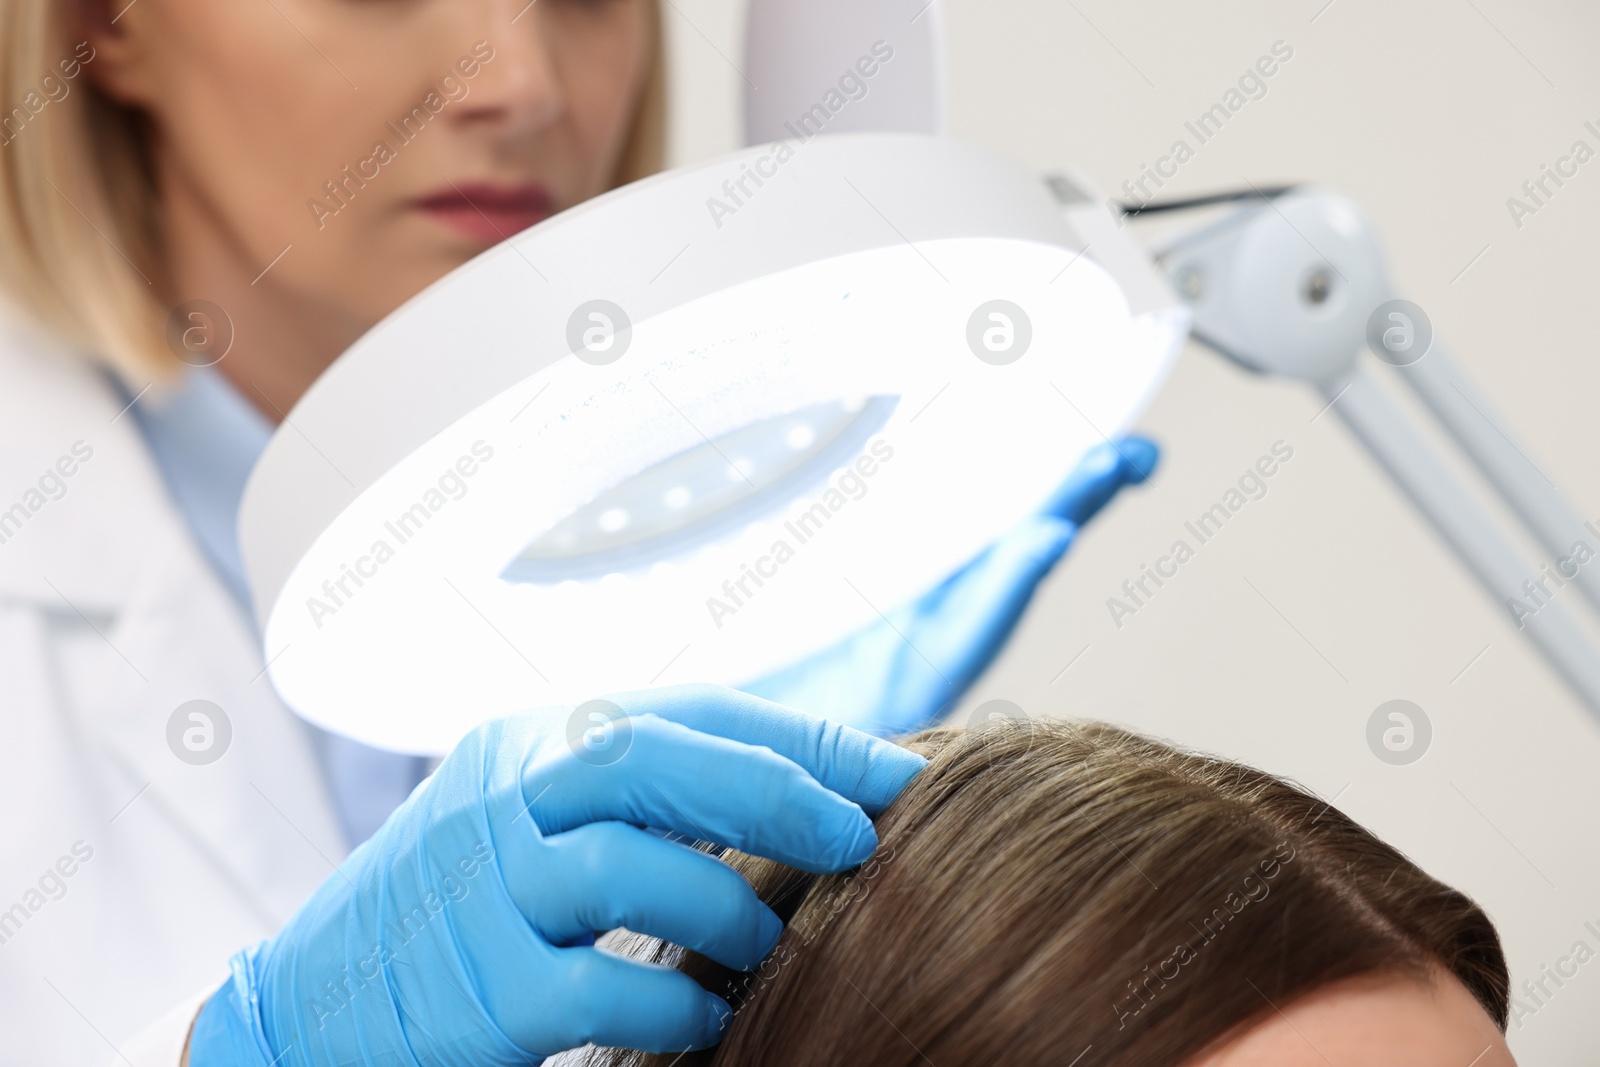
[662,2,1600,1062]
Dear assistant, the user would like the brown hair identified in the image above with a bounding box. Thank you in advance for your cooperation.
[600,719,1508,1066]
[0,0,667,379]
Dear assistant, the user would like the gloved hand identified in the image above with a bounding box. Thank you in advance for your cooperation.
[745,437,1159,735]
[188,685,925,1065]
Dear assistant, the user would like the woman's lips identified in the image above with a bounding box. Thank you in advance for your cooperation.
[414,182,555,244]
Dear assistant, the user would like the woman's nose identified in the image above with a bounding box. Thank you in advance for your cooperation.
[448,3,566,137]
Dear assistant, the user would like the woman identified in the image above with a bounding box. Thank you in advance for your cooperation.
[596,718,1515,1066]
[0,2,1152,1064]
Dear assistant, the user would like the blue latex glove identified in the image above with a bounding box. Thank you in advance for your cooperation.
[745,436,1160,736]
[188,685,925,1065]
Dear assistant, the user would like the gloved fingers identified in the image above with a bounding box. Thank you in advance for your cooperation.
[722,650,907,746]
[524,711,881,872]
[909,515,1078,684]
[1039,435,1160,525]
[521,946,732,1055]
[513,820,781,972]
[584,683,925,815]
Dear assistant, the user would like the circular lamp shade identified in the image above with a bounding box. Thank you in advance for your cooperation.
[240,133,1188,755]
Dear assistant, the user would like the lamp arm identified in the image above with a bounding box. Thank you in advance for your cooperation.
[1327,366,1600,713]
[741,0,947,146]
[1145,186,1600,718]
[1395,343,1600,618]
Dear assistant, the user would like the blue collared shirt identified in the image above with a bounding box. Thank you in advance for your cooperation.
[124,366,427,849]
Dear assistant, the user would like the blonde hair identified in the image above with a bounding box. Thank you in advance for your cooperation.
[0,0,667,380]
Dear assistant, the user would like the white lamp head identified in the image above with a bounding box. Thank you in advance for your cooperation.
[239,133,1188,754]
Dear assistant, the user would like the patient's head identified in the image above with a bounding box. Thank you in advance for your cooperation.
[603,718,1512,1066]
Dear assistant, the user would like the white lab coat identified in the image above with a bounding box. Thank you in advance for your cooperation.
[0,317,349,1065]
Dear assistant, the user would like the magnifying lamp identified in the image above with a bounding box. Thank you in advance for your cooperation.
[241,0,1600,756]
[239,129,1189,755]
